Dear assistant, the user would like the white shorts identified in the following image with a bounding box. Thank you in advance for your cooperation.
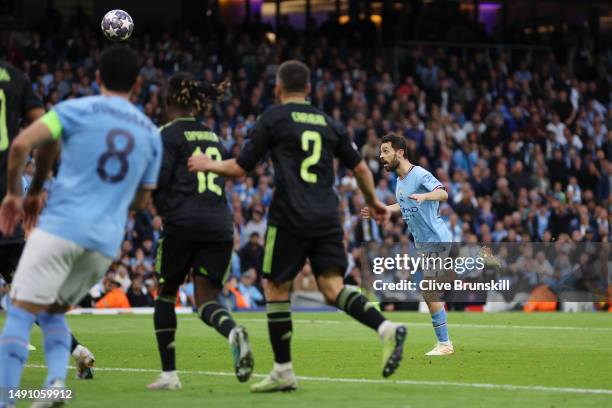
[417,243,452,278]
[10,229,112,306]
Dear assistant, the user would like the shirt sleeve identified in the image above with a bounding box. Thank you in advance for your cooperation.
[140,129,163,189]
[42,99,85,141]
[419,168,445,192]
[39,110,62,140]
[236,116,270,171]
[333,120,362,169]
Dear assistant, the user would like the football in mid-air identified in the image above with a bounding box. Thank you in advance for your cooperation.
[101,9,134,42]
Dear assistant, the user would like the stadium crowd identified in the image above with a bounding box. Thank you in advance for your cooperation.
[1,8,611,310]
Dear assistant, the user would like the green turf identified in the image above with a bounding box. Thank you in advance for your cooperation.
[1,312,611,407]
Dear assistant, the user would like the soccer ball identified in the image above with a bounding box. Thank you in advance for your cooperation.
[101,9,134,42]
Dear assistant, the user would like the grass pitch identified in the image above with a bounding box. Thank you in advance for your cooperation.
[2,311,611,407]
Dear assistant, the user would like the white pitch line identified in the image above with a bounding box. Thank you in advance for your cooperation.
[186,317,612,332]
[64,313,612,332]
[25,364,612,395]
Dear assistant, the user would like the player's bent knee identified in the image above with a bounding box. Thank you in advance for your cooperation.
[316,282,341,304]
[321,291,339,305]
[316,273,344,304]
[193,275,221,306]
[263,279,291,302]
[194,287,220,308]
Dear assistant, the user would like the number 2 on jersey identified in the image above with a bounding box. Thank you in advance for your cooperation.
[0,89,8,152]
[300,130,322,183]
[192,146,222,195]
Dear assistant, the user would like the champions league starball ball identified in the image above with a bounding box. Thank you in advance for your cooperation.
[101,9,134,42]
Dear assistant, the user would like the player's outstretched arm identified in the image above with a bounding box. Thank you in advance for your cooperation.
[24,105,51,196]
[387,203,401,215]
[28,140,59,196]
[187,155,246,178]
[6,120,54,196]
[408,188,448,204]
[353,161,379,205]
[360,203,400,219]
[23,139,60,231]
[353,160,389,222]
[0,119,54,235]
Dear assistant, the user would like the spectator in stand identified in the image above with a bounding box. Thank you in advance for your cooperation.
[180,277,196,308]
[241,205,267,244]
[237,268,264,309]
[96,272,131,309]
[145,276,159,300]
[219,277,247,311]
[375,178,395,204]
[131,247,154,273]
[127,275,154,307]
[115,264,131,292]
[4,8,610,308]
[239,232,264,278]
[293,262,319,292]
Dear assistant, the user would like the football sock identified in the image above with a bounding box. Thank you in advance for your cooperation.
[70,333,79,354]
[33,317,78,353]
[335,288,386,331]
[154,298,177,372]
[266,301,292,364]
[0,305,35,402]
[38,313,71,386]
[431,308,450,342]
[33,319,79,354]
[198,301,236,338]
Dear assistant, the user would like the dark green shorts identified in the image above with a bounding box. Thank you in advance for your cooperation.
[156,234,233,289]
[262,224,347,283]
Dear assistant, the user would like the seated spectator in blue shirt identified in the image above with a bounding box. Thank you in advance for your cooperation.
[238,268,264,308]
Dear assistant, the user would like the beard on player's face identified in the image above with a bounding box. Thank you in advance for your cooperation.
[382,152,400,172]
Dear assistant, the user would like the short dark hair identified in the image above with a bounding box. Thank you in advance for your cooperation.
[277,60,310,93]
[99,45,140,92]
[381,133,407,157]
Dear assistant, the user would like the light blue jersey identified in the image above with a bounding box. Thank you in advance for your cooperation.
[396,166,452,247]
[38,95,162,258]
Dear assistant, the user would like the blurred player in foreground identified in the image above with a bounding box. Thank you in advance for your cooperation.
[0,45,162,407]
[0,58,96,380]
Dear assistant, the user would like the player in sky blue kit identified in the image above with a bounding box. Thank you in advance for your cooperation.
[0,58,97,380]
[0,45,162,408]
[362,133,454,356]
